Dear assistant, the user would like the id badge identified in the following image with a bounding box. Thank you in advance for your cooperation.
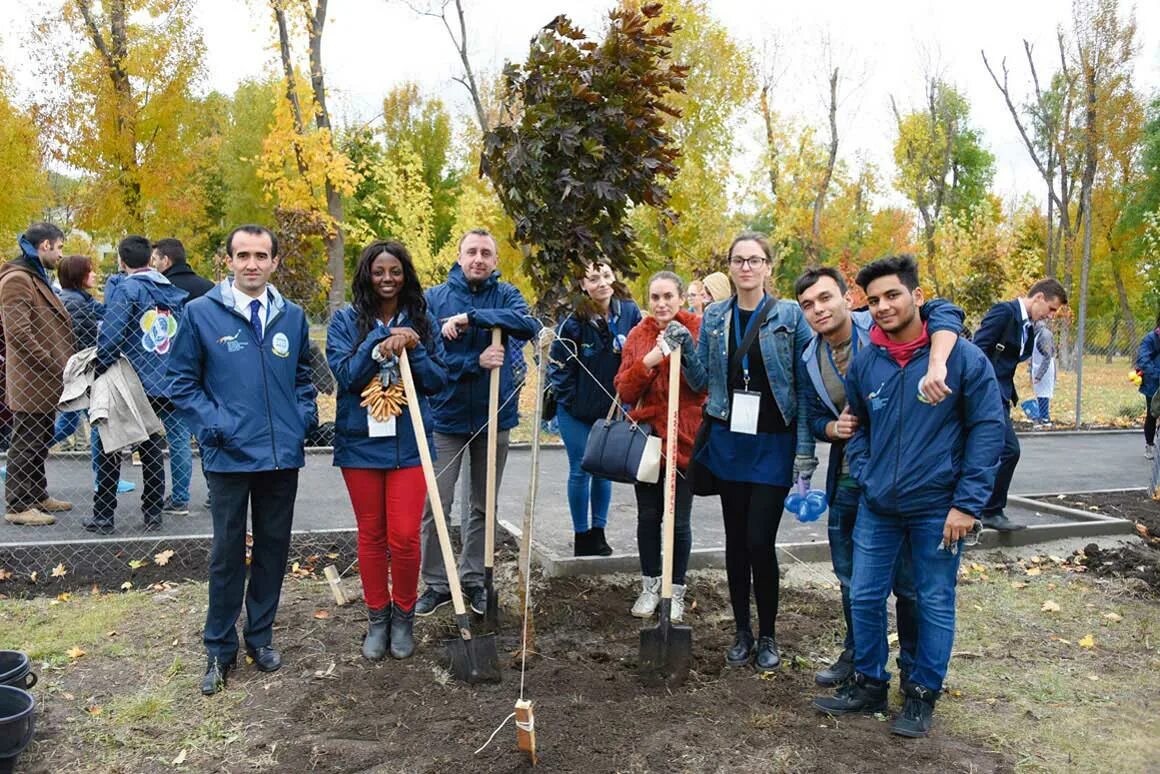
[368,413,397,438]
[730,390,761,435]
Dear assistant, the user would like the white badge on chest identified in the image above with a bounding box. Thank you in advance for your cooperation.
[730,390,761,435]
[368,413,397,438]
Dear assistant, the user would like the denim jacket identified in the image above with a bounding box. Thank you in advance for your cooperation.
[684,297,815,458]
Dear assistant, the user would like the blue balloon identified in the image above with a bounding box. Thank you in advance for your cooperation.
[784,491,804,515]
[798,497,826,522]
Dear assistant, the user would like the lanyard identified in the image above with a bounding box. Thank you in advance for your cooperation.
[824,334,859,382]
[732,295,767,390]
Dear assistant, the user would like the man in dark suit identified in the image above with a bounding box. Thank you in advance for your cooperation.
[972,279,1068,531]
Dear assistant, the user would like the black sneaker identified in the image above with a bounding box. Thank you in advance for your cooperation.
[891,683,938,737]
[162,498,190,516]
[414,588,453,617]
[812,672,889,716]
[815,648,855,686]
[82,517,115,535]
[465,585,487,616]
[726,629,755,667]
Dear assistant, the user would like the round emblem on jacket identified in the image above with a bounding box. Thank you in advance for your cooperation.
[271,332,290,358]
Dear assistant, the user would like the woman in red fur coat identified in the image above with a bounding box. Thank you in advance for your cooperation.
[614,271,706,622]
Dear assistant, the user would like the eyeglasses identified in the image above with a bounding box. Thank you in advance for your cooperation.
[728,257,768,269]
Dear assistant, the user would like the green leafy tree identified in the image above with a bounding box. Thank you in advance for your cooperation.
[481,4,688,313]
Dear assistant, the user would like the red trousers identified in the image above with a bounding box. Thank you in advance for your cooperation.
[341,466,426,612]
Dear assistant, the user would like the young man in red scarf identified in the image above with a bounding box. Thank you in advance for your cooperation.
[812,255,1004,738]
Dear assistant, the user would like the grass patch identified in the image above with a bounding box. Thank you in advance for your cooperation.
[0,590,157,665]
[1013,354,1143,426]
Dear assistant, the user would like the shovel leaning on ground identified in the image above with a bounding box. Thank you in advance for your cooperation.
[399,348,501,685]
[639,344,693,687]
[484,328,502,631]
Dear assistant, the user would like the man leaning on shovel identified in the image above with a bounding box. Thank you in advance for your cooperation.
[414,229,542,618]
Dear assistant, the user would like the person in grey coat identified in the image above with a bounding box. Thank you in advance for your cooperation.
[1030,321,1056,427]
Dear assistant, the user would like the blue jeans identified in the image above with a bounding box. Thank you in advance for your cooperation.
[53,410,99,482]
[157,401,192,504]
[828,484,916,676]
[556,404,611,533]
[851,504,963,692]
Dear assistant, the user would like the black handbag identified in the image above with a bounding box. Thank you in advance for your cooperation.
[687,296,773,497]
[580,394,661,484]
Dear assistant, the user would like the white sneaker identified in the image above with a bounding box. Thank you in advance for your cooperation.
[630,576,661,618]
[671,584,687,623]
[1146,444,1156,461]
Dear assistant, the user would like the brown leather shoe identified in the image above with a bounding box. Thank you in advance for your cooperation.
[37,497,73,512]
[5,509,56,526]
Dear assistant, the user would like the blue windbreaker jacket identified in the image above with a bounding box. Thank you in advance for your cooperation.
[327,306,448,469]
[96,270,188,397]
[424,264,542,434]
[546,297,642,423]
[844,336,1005,518]
[167,280,318,473]
[1135,329,1160,398]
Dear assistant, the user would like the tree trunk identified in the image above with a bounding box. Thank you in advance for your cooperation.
[759,84,779,205]
[808,67,839,268]
[1073,57,1099,429]
[1113,261,1137,355]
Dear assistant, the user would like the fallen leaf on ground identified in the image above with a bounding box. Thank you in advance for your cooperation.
[61,692,74,700]
[86,705,102,716]
[1011,581,1028,589]
[1078,634,1095,649]
[120,581,132,591]
[171,749,187,765]
[57,592,71,602]
[1041,600,1061,613]
[51,563,67,578]
[106,630,117,637]
[1025,567,1042,576]
[67,646,85,659]
[154,549,175,566]
[313,609,330,619]
[128,559,148,570]
[0,568,12,581]
[1087,674,1100,681]
[29,571,38,582]
[1103,612,1122,622]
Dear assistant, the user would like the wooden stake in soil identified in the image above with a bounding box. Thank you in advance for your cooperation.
[515,699,537,765]
[515,328,552,661]
[323,565,349,606]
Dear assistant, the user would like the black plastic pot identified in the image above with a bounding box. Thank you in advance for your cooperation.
[0,653,35,690]
[0,685,35,772]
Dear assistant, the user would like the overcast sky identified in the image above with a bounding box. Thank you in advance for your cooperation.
[3,0,1159,210]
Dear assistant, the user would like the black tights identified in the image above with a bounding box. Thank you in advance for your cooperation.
[720,483,789,638]
[1146,395,1157,446]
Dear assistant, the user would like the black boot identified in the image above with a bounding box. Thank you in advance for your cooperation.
[362,606,391,661]
[891,682,938,737]
[755,636,780,672]
[573,530,593,556]
[389,603,415,659]
[812,672,889,715]
[815,648,855,686]
[589,527,613,556]
[726,629,755,667]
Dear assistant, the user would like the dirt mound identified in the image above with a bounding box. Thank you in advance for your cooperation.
[1076,542,1160,595]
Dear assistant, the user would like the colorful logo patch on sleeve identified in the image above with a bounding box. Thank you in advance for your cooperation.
[140,308,179,354]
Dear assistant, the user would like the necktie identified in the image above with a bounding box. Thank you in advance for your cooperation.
[249,298,264,343]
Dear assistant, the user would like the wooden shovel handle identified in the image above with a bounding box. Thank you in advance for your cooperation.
[400,348,469,618]
[661,344,680,600]
[485,328,501,569]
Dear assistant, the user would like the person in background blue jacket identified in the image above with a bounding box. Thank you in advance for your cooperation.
[83,236,188,534]
[168,224,318,696]
[328,240,447,661]
[680,231,818,674]
[813,255,1003,739]
[972,279,1067,531]
[414,228,542,617]
[1133,312,1160,459]
[795,265,964,688]
[546,261,642,556]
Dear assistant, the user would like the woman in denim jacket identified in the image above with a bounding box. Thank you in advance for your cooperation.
[677,232,816,673]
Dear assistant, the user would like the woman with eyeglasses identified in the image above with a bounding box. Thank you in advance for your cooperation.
[678,231,817,673]
[546,261,642,556]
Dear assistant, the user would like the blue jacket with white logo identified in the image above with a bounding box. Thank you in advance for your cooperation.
[424,264,542,434]
[326,306,448,470]
[844,337,1004,518]
[547,298,642,423]
[801,300,965,501]
[167,280,318,473]
[96,269,188,398]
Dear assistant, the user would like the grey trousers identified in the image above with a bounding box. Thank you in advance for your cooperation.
[420,429,510,593]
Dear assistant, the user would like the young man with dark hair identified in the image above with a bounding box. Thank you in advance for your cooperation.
[0,222,75,525]
[973,278,1068,531]
[150,237,212,515]
[414,228,542,616]
[169,224,317,695]
[795,265,965,687]
[83,235,189,534]
[812,254,1004,738]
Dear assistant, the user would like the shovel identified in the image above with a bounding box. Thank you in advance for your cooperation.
[484,328,502,631]
[399,348,501,684]
[639,344,693,687]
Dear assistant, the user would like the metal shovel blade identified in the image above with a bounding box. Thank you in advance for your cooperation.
[638,599,693,687]
[445,613,502,685]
